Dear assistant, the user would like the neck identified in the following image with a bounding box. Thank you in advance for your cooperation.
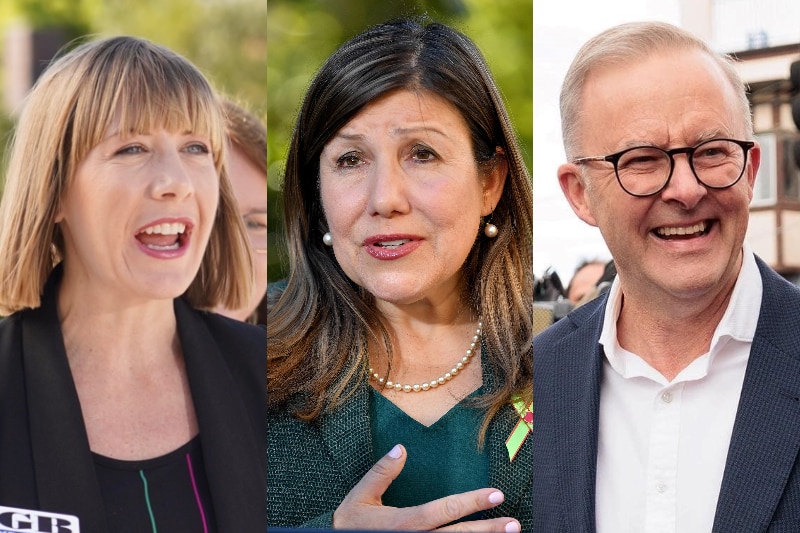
[58,283,179,369]
[616,276,737,380]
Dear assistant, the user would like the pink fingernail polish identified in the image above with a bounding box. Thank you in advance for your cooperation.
[488,491,504,504]
[504,521,520,533]
[387,444,402,458]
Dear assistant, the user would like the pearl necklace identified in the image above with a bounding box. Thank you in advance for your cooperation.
[369,319,483,393]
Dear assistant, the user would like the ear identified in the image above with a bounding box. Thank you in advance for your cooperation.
[744,141,761,201]
[558,162,598,227]
[481,148,508,216]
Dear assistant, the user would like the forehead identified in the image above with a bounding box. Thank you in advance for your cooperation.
[578,49,743,150]
[333,89,468,138]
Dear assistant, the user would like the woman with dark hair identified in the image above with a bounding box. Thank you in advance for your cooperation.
[268,18,532,531]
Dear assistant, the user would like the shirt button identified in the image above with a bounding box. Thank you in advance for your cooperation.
[657,483,667,493]
[661,391,673,403]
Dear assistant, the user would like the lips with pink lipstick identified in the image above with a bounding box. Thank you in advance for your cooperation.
[653,220,712,240]
[363,234,423,260]
[135,219,193,257]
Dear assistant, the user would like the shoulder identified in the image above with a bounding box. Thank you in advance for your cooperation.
[0,308,42,366]
[0,311,22,341]
[0,312,24,376]
[196,307,266,354]
[534,294,606,351]
[756,255,800,301]
[754,256,800,341]
[175,299,265,387]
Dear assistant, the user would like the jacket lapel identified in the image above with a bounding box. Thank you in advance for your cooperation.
[175,300,266,530]
[22,279,109,531]
[712,260,800,532]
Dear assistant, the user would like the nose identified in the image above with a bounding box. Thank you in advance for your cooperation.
[150,149,195,200]
[366,157,410,217]
[659,154,707,208]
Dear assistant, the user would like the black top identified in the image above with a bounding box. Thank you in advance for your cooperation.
[94,437,217,532]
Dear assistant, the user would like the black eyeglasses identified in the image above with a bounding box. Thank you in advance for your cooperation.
[573,138,755,197]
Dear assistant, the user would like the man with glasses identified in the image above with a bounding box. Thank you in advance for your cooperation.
[533,21,800,532]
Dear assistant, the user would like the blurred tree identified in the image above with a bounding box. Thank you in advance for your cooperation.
[0,0,266,185]
[267,0,532,281]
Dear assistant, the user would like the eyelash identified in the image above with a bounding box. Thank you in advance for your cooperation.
[334,145,438,169]
[116,144,144,155]
[336,152,363,168]
[185,143,210,154]
[411,145,437,162]
[114,143,210,156]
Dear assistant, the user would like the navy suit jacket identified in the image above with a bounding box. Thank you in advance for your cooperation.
[0,270,267,532]
[532,256,800,532]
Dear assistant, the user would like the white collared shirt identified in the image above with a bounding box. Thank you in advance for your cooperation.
[595,247,763,533]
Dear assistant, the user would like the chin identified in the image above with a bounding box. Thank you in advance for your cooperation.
[365,284,425,306]
[138,274,195,301]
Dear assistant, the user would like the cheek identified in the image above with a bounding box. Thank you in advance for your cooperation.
[319,181,362,233]
[199,176,221,212]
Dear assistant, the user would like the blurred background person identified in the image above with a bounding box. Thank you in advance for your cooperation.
[267,18,532,531]
[0,36,265,531]
[215,99,267,325]
[566,259,617,307]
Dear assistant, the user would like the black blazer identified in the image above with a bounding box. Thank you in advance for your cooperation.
[532,256,800,532]
[0,272,266,532]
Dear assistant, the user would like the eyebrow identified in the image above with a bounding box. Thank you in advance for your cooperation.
[332,125,451,142]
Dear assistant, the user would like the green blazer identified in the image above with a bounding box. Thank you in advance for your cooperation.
[267,353,532,530]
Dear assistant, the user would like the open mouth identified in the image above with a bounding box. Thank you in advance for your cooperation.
[373,239,411,249]
[654,220,712,240]
[135,222,189,251]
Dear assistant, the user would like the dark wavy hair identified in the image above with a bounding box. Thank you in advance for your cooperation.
[268,18,532,434]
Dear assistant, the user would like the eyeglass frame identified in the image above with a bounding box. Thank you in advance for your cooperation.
[572,138,756,197]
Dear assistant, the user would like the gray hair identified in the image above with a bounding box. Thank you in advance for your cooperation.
[560,21,753,160]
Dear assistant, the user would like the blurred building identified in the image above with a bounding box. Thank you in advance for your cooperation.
[3,22,67,114]
[682,0,800,282]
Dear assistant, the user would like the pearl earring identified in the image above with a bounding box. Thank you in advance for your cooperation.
[322,232,333,246]
[484,222,498,238]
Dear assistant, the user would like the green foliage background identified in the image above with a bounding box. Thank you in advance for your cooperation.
[0,0,266,185]
[267,0,532,281]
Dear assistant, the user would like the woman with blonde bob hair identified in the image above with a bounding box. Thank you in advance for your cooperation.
[0,36,264,531]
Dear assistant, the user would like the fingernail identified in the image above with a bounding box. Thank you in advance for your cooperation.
[387,444,402,459]
[488,491,504,504]
[504,521,520,533]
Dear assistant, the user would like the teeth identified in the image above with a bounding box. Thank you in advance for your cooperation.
[146,242,180,251]
[142,222,186,235]
[657,221,706,237]
[377,239,410,249]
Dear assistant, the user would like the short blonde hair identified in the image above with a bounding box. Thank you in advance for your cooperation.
[0,36,253,314]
